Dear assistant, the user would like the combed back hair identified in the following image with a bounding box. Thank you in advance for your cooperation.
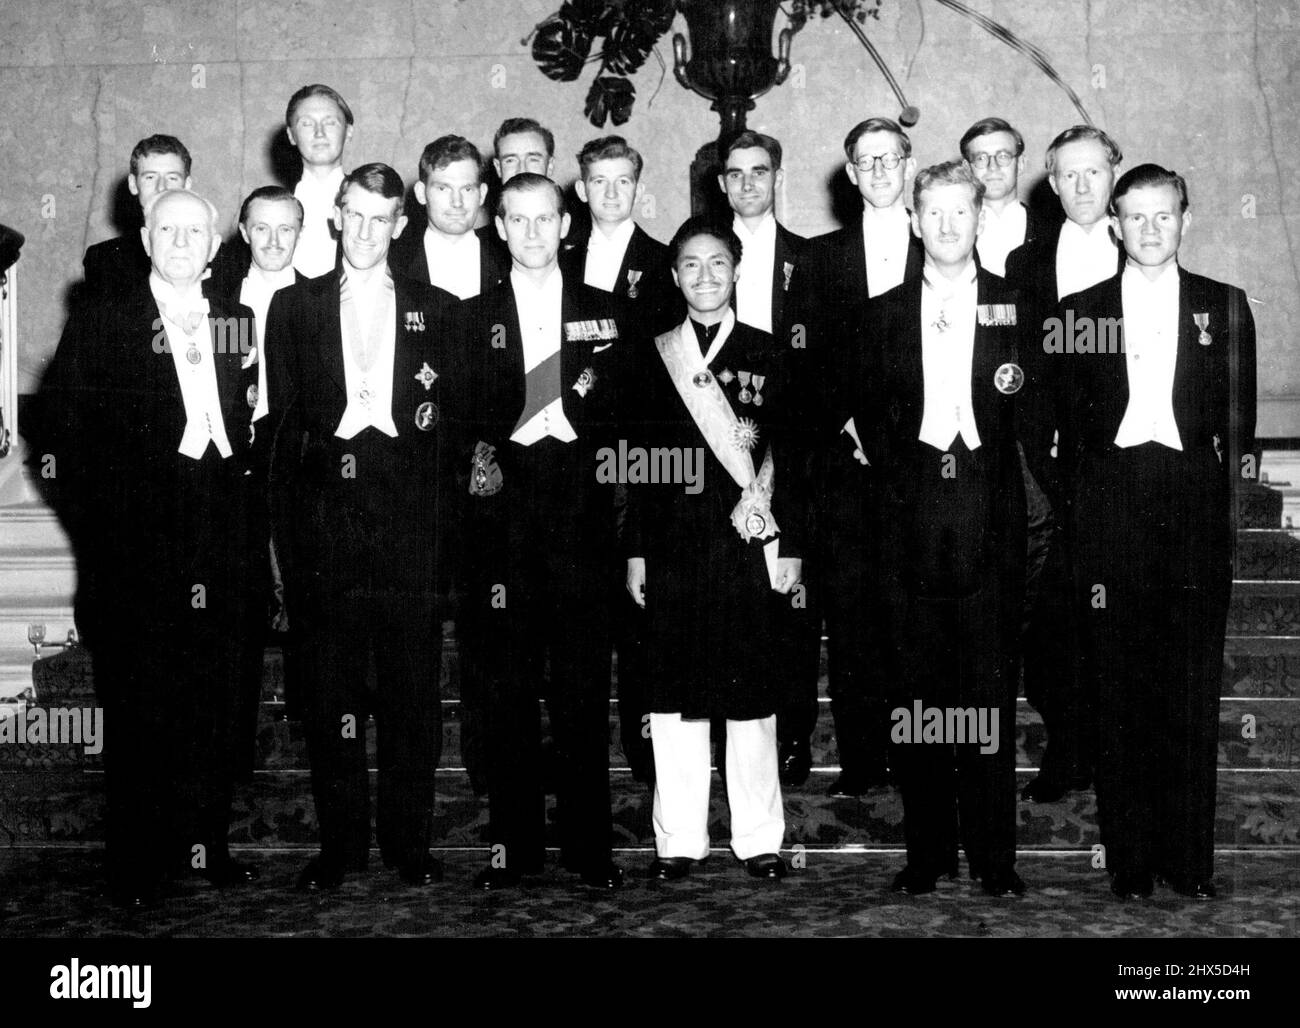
[495,172,566,219]
[912,160,986,211]
[418,135,484,184]
[843,117,912,161]
[130,135,192,178]
[285,84,354,127]
[494,117,555,159]
[577,135,644,181]
[335,163,405,208]
[724,130,783,171]
[959,117,1025,159]
[1045,124,1122,174]
[1109,163,1190,216]
[239,185,304,226]
[143,188,219,233]
[668,215,743,267]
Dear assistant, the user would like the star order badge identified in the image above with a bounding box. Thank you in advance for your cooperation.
[730,417,760,452]
[414,361,438,391]
[414,401,439,431]
[993,362,1024,395]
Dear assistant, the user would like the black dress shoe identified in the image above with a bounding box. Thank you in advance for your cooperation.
[778,739,811,787]
[981,868,1027,897]
[1156,871,1216,900]
[397,853,444,886]
[474,866,523,891]
[1110,869,1154,900]
[827,769,890,797]
[1021,772,1091,803]
[890,865,937,895]
[647,856,699,881]
[578,862,625,890]
[296,857,346,892]
[743,853,788,880]
[201,859,261,887]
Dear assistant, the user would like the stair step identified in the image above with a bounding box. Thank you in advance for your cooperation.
[2,767,1295,850]
[1237,529,1300,580]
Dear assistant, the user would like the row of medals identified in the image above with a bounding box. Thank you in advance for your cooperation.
[691,368,767,406]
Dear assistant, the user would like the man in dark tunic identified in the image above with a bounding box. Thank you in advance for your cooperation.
[625,216,807,881]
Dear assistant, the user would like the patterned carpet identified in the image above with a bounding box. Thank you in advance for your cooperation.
[2,847,1296,939]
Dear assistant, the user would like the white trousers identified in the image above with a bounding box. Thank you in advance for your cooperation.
[649,712,785,860]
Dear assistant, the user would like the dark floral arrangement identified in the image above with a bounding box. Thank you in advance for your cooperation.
[529,1,883,127]
[528,0,1089,130]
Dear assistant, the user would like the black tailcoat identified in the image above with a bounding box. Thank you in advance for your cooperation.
[836,268,1030,878]
[263,267,460,869]
[1056,267,1256,882]
[452,272,632,872]
[560,221,681,335]
[785,214,925,772]
[39,281,259,891]
[388,223,509,298]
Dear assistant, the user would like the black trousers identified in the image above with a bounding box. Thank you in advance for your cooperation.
[87,452,252,893]
[887,580,1018,878]
[1020,453,1094,784]
[1074,444,1230,881]
[820,457,891,779]
[298,583,443,871]
[474,440,615,873]
[94,625,244,892]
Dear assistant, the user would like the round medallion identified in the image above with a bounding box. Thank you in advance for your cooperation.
[692,370,712,388]
[993,362,1024,395]
[415,401,439,431]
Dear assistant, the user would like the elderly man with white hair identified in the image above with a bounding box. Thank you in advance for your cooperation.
[39,187,263,909]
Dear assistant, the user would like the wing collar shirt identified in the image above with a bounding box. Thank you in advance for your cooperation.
[975,202,1027,278]
[862,204,912,298]
[334,266,398,439]
[151,273,234,459]
[239,264,296,421]
[1055,218,1118,301]
[1114,262,1183,450]
[918,260,981,452]
[584,219,636,293]
[509,266,577,444]
[424,226,481,300]
[293,167,344,278]
[733,212,777,333]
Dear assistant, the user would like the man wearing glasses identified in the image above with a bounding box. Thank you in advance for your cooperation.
[959,117,1040,277]
[786,117,923,798]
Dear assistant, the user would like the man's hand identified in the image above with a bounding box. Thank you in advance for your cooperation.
[772,557,802,594]
[626,557,646,608]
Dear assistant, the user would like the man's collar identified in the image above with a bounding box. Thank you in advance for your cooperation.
[425,223,478,248]
[922,258,978,293]
[1123,260,1179,288]
[296,166,345,197]
[511,263,562,295]
[862,203,909,225]
[1060,218,1114,246]
[732,211,776,239]
[245,263,297,289]
[588,218,636,251]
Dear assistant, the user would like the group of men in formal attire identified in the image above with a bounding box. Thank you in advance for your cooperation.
[35,82,1254,910]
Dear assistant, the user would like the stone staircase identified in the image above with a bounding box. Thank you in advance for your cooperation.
[3,463,1299,857]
